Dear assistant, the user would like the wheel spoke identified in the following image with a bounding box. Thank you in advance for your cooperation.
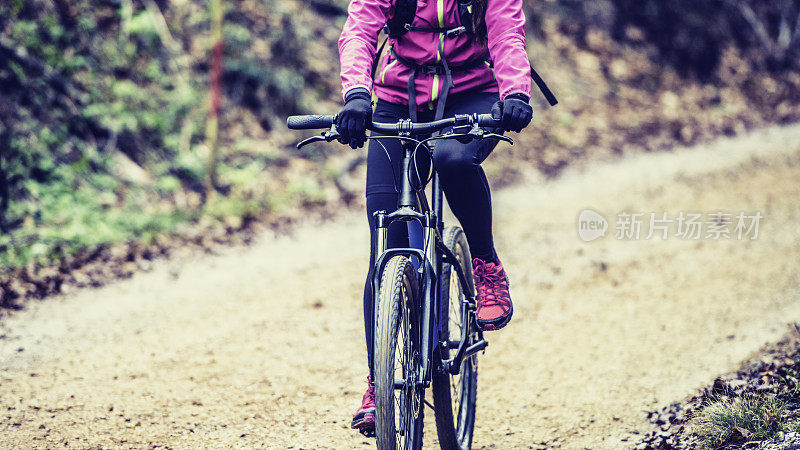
[448,256,465,424]
[391,276,419,449]
[375,258,424,449]
[424,232,481,448]
[437,239,478,445]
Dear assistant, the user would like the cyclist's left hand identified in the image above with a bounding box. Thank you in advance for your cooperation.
[491,93,533,133]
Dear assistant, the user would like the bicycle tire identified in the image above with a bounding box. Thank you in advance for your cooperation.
[432,226,478,450]
[374,255,424,450]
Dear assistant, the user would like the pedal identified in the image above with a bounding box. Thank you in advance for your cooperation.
[465,339,488,356]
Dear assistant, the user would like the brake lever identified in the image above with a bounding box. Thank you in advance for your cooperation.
[439,124,513,145]
[463,124,514,145]
[483,133,513,145]
[296,125,342,149]
[296,135,325,149]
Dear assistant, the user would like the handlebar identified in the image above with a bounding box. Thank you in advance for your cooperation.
[286,115,336,130]
[286,113,510,149]
[287,113,501,135]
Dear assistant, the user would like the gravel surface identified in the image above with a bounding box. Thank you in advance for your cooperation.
[757,432,800,450]
[638,328,800,449]
[2,124,800,448]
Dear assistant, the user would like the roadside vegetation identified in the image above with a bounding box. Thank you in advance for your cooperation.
[1,0,800,306]
[0,0,338,283]
[641,325,800,449]
[690,394,799,448]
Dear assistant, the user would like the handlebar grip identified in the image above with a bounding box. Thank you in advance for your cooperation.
[287,115,336,130]
[476,114,501,128]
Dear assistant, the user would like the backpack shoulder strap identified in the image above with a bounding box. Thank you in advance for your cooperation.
[456,0,475,35]
[530,64,558,106]
[385,0,417,38]
[371,36,389,79]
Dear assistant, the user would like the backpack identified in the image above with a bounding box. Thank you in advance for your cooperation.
[371,0,558,118]
[385,0,477,38]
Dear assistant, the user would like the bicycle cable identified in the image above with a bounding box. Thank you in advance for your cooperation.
[410,142,434,192]
[367,135,404,194]
[412,133,473,187]
[364,130,483,203]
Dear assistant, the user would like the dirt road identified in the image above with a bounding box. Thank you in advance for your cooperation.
[2,125,800,449]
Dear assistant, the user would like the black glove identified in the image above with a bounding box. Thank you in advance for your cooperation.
[336,88,372,149]
[491,93,533,133]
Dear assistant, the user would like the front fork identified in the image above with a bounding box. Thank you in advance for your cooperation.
[371,207,438,384]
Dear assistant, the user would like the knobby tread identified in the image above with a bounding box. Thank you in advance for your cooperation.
[374,255,420,449]
[432,226,478,450]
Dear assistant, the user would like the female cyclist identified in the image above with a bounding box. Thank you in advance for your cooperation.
[338,0,536,435]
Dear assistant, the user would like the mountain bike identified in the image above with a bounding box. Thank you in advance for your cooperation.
[287,112,512,449]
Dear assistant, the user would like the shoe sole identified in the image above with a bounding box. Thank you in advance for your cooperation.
[351,410,376,437]
[477,302,513,331]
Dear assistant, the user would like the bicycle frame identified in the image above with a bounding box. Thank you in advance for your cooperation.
[369,134,488,387]
[287,111,507,446]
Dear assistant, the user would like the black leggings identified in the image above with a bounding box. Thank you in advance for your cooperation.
[363,91,501,373]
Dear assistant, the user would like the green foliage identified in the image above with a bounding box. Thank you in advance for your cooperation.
[284,177,327,207]
[9,0,27,14]
[0,0,208,270]
[172,152,206,184]
[0,165,187,268]
[124,10,160,47]
[689,394,793,449]
[224,22,252,53]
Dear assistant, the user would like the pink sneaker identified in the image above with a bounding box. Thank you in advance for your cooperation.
[351,376,375,436]
[472,257,513,331]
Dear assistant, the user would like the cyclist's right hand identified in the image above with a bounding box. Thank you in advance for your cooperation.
[336,88,372,149]
[491,93,533,133]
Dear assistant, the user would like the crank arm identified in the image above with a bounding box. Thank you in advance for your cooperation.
[442,339,489,374]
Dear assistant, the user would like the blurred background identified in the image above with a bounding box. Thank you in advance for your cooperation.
[1,0,799,302]
[2,2,800,448]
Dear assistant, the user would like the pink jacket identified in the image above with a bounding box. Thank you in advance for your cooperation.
[338,0,532,108]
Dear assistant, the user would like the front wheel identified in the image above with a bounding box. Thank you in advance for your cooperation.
[374,255,424,450]
[432,226,479,450]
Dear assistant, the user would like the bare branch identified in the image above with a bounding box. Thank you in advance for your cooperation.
[140,0,193,88]
[143,0,179,55]
[725,0,778,58]
[792,8,800,47]
[778,13,791,50]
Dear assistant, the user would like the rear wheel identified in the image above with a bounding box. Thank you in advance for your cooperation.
[432,226,479,450]
[374,255,424,450]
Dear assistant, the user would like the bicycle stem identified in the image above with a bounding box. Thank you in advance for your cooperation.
[399,144,417,208]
